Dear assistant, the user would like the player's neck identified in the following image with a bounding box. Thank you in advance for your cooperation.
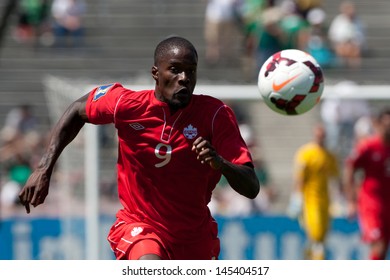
[168,103,187,116]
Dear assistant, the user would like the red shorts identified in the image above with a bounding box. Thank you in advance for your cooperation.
[358,205,390,243]
[107,218,220,260]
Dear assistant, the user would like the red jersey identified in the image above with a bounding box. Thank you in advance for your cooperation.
[86,83,253,244]
[346,135,390,213]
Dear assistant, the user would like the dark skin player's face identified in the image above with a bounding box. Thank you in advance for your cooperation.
[152,45,197,113]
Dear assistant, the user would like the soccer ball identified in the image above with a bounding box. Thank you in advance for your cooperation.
[257,49,324,115]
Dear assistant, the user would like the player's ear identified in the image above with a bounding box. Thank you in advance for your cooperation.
[151,66,158,81]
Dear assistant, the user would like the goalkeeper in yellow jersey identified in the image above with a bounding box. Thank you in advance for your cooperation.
[289,123,342,259]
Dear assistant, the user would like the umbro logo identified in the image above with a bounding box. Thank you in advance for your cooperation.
[129,123,145,130]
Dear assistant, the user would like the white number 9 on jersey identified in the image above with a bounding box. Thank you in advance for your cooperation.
[154,143,172,168]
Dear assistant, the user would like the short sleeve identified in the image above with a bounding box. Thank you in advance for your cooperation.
[212,105,253,166]
[86,83,125,124]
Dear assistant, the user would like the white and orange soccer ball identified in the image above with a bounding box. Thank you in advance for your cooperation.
[257,49,324,115]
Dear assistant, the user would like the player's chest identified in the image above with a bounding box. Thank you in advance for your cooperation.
[307,150,332,170]
[366,148,390,177]
[115,108,209,145]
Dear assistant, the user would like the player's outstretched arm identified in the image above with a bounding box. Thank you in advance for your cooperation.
[192,137,260,199]
[19,94,90,213]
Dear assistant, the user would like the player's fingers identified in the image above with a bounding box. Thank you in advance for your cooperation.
[25,203,30,214]
[197,154,213,162]
[204,156,214,163]
[19,188,29,204]
[18,190,25,204]
[30,188,42,206]
[198,147,211,155]
[19,188,31,214]
[27,188,36,203]
[31,193,45,207]
[196,138,208,146]
[193,143,206,153]
[192,141,202,152]
[192,137,203,146]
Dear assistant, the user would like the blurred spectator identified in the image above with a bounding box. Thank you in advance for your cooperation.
[328,1,366,68]
[0,104,41,163]
[246,0,285,78]
[51,0,87,48]
[232,0,265,32]
[301,7,335,68]
[13,0,52,46]
[232,0,266,82]
[1,154,32,209]
[294,0,322,19]
[320,80,371,160]
[1,105,42,216]
[1,104,37,143]
[279,0,308,50]
[2,104,37,135]
[204,0,239,66]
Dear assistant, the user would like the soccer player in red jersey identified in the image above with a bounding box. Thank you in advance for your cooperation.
[344,107,390,260]
[18,36,260,260]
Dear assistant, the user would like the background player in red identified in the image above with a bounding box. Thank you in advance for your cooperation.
[18,36,260,260]
[344,107,390,260]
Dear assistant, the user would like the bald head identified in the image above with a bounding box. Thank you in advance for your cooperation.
[154,36,198,66]
[313,123,326,146]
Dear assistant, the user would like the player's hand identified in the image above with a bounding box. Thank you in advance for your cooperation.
[18,169,51,214]
[192,136,223,170]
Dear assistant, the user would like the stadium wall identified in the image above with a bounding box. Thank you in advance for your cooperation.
[0,215,383,260]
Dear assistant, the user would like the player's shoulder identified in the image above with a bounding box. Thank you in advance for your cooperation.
[357,135,380,150]
[295,143,318,160]
[91,83,121,101]
[298,142,317,153]
[94,82,125,92]
[93,83,152,101]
